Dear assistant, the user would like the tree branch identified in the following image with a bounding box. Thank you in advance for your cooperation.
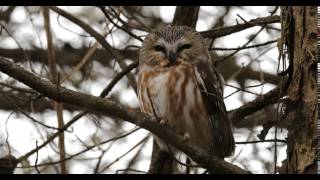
[0,6,15,22]
[201,15,280,39]
[43,6,67,174]
[0,57,250,174]
[172,6,200,28]
[0,47,138,67]
[49,6,137,92]
[228,82,285,126]
[16,60,138,163]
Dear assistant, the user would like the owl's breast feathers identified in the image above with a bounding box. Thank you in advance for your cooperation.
[138,63,213,152]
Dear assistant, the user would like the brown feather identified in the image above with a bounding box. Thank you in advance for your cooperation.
[194,60,235,158]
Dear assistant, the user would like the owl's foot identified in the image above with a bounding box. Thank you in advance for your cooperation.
[183,132,190,142]
[159,119,166,125]
[155,117,167,125]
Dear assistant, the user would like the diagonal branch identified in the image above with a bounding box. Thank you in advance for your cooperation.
[16,60,138,163]
[49,6,137,92]
[200,15,280,39]
[0,57,250,174]
[228,82,285,126]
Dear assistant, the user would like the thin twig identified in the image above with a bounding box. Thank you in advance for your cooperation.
[228,81,285,125]
[5,112,14,156]
[17,127,140,168]
[93,150,107,174]
[98,135,149,173]
[4,96,64,131]
[224,83,262,97]
[215,26,265,65]
[49,6,137,93]
[200,15,280,39]
[0,23,31,63]
[123,138,148,174]
[116,168,147,174]
[61,25,112,83]
[34,141,41,174]
[98,6,143,42]
[100,61,138,97]
[235,139,287,144]
[43,6,67,174]
[210,40,277,51]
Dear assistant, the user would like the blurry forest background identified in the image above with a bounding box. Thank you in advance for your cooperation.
[0,6,316,174]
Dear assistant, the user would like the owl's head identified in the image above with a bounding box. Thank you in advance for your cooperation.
[140,26,209,68]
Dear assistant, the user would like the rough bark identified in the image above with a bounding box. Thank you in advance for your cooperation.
[279,6,317,174]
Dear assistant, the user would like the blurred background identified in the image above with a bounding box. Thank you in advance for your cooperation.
[0,6,286,174]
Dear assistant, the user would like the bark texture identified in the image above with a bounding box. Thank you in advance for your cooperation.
[279,6,317,174]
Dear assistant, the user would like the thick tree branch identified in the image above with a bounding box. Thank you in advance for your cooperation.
[228,82,285,126]
[172,6,200,28]
[16,60,138,163]
[0,90,79,112]
[0,48,138,67]
[0,6,15,22]
[0,57,250,174]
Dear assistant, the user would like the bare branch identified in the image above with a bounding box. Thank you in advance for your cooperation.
[98,135,149,173]
[18,127,140,168]
[15,60,138,164]
[0,6,15,22]
[210,40,277,51]
[228,82,285,126]
[98,6,143,42]
[0,47,138,67]
[49,6,137,92]
[0,57,250,174]
[200,15,280,39]
[43,7,67,174]
[236,139,287,144]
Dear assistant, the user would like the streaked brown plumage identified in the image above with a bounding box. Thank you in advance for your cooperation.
[138,26,235,159]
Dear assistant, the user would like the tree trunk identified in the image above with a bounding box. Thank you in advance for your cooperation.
[279,6,317,174]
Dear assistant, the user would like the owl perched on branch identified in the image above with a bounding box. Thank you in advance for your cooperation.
[138,26,235,159]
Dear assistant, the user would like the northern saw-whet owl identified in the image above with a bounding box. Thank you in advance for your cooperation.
[137,26,235,159]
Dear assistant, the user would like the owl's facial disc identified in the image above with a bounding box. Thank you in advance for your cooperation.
[167,43,192,65]
[154,42,193,66]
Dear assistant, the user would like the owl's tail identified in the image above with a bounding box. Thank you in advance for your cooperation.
[210,109,235,158]
[148,140,177,174]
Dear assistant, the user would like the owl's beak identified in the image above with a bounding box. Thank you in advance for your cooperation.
[167,51,178,64]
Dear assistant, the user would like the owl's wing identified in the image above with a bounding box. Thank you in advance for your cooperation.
[194,60,235,158]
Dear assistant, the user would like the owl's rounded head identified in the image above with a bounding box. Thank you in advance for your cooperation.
[139,26,209,68]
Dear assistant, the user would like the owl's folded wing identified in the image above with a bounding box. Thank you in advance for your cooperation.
[194,60,235,158]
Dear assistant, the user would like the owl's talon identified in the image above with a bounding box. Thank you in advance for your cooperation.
[183,132,190,142]
[159,119,166,125]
